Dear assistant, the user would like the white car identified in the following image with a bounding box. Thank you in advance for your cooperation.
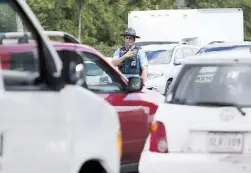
[0,1,121,173]
[140,43,198,95]
[139,50,251,173]
[197,41,251,54]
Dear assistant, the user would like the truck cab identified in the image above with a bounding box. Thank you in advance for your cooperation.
[0,1,121,173]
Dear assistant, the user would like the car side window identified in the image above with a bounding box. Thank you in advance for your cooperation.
[80,52,125,93]
[183,48,196,58]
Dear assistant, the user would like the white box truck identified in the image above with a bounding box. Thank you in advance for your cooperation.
[128,8,244,47]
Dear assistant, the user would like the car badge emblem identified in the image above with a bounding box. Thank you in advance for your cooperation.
[219,108,235,121]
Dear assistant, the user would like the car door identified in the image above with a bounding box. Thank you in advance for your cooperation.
[0,3,70,173]
[75,48,150,164]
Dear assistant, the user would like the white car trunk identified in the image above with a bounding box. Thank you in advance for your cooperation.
[155,103,251,154]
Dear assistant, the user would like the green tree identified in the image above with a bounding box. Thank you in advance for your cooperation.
[0,4,17,32]
[27,0,251,56]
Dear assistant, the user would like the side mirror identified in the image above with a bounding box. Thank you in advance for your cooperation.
[127,76,143,92]
[60,51,86,86]
[174,59,183,66]
[68,62,85,85]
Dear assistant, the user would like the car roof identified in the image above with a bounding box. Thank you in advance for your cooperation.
[0,42,99,55]
[141,43,198,51]
[183,50,251,65]
[135,41,179,47]
[140,43,179,51]
[0,31,81,44]
[201,41,251,49]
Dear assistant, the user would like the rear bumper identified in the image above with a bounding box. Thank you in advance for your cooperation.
[139,151,251,173]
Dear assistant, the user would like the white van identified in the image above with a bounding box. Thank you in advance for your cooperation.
[0,1,121,173]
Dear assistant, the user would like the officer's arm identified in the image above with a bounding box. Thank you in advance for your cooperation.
[139,49,148,86]
[112,56,127,67]
[112,48,127,67]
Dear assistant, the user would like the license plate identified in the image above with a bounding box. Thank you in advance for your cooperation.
[207,132,244,153]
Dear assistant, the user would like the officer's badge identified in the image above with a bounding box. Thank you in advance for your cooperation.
[121,50,127,55]
[131,60,136,66]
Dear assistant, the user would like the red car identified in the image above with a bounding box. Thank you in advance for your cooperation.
[0,33,165,172]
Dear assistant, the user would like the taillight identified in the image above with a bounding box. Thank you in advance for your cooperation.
[149,121,168,153]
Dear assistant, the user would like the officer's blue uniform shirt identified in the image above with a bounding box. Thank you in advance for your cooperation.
[113,46,148,78]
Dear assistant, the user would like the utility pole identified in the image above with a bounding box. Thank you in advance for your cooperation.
[16,0,25,31]
[16,14,24,32]
[78,1,83,42]
[177,0,185,9]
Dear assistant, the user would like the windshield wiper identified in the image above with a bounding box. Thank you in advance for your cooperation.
[195,101,246,116]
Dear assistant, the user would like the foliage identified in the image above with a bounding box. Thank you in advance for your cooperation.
[0,4,17,32]
[24,0,251,56]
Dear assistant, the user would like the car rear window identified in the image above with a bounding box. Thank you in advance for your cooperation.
[10,52,38,71]
[0,52,38,72]
[169,64,251,107]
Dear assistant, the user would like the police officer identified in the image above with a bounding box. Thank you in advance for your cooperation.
[112,28,148,86]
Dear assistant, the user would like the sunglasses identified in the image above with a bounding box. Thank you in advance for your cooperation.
[125,36,134,40]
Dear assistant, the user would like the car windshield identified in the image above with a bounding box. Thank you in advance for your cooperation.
[169,65,251,107]
[146,50,172,65]
[198,45,250,54]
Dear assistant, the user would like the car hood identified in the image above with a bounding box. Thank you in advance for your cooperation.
[148,64,172,75]
[141,88,165,103]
